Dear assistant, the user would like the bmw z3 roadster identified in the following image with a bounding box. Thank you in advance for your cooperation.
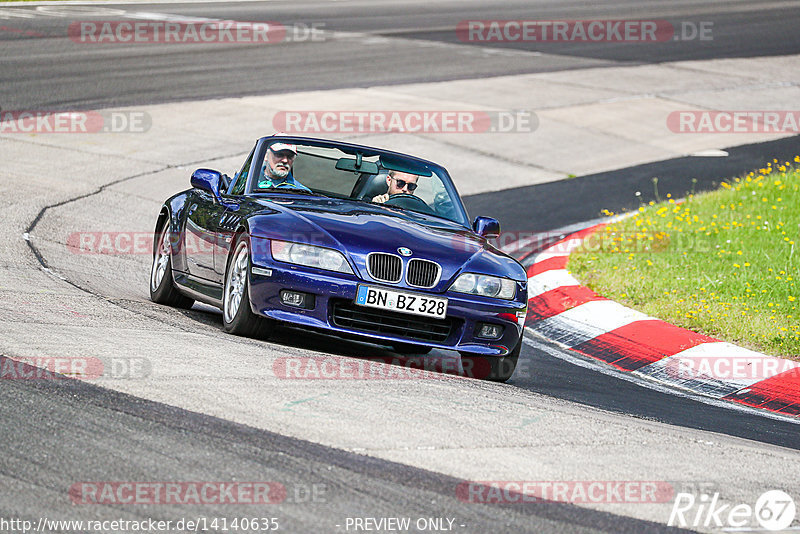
[150,135,528,381]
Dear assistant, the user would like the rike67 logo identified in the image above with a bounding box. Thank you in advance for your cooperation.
[669,490,796,531]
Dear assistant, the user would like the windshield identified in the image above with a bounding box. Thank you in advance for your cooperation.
[248,140,470,226]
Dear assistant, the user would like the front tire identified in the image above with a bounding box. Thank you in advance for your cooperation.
[150,224,194,309]
[460,336,521,382]
[223,233,273,338]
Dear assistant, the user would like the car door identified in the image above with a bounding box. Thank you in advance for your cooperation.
[184,189,226,283]
[214,148,254,280]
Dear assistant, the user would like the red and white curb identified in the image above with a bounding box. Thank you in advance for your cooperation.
[512,224,800,418]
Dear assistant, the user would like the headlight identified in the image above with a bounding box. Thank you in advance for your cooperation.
[450,273,516,299]
[270,240,353,274]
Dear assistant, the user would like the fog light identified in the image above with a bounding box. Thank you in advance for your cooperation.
[280,290,315,309]
[476,323,504,340]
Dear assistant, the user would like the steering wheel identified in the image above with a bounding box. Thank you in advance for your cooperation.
[383,193,430,210]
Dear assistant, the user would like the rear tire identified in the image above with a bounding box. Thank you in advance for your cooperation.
[460,336,521,382]
[150,224,194,309]
[222,233,273,338]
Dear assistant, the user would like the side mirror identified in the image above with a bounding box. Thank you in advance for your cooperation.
[473,216,501,238]
[191,169,222,202]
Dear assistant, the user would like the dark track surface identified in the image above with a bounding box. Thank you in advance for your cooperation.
[517,337,800,450]
[463,136,800,234]
[1,0,799,109]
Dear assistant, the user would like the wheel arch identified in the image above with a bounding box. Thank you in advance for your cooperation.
[226,222,252,268]
[152,207,171,256]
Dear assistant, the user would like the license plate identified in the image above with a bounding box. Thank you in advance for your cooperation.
[355,285,448,319]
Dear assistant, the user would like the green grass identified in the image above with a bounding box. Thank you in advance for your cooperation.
[568,156,800,360]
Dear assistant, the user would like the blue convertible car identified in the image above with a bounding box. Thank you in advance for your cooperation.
[150,135,528,380]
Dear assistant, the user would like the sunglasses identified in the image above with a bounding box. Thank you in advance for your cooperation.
[391,178,418,192]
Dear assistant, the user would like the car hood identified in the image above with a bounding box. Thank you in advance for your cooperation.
[246,196,525,289]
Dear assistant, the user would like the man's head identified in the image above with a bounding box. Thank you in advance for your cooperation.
[265,141,297,180]
[386,171,419,196]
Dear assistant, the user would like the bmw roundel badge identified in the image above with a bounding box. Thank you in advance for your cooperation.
[398,247,413,257]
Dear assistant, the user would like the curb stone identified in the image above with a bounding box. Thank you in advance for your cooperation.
[514,224,800,418]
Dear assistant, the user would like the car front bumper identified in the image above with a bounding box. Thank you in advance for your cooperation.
[248,261,526,356]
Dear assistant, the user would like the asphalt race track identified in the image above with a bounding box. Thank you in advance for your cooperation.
[2,0,800,109]
[3,361,681,534]
[2,1,800,533]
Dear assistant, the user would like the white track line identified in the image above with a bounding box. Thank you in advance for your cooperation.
[527,269,582,298]
[530,299,651,348]
[637,342,800,398]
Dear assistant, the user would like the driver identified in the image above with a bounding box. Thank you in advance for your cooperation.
[372,170,419,203]
[258,140,311,192]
